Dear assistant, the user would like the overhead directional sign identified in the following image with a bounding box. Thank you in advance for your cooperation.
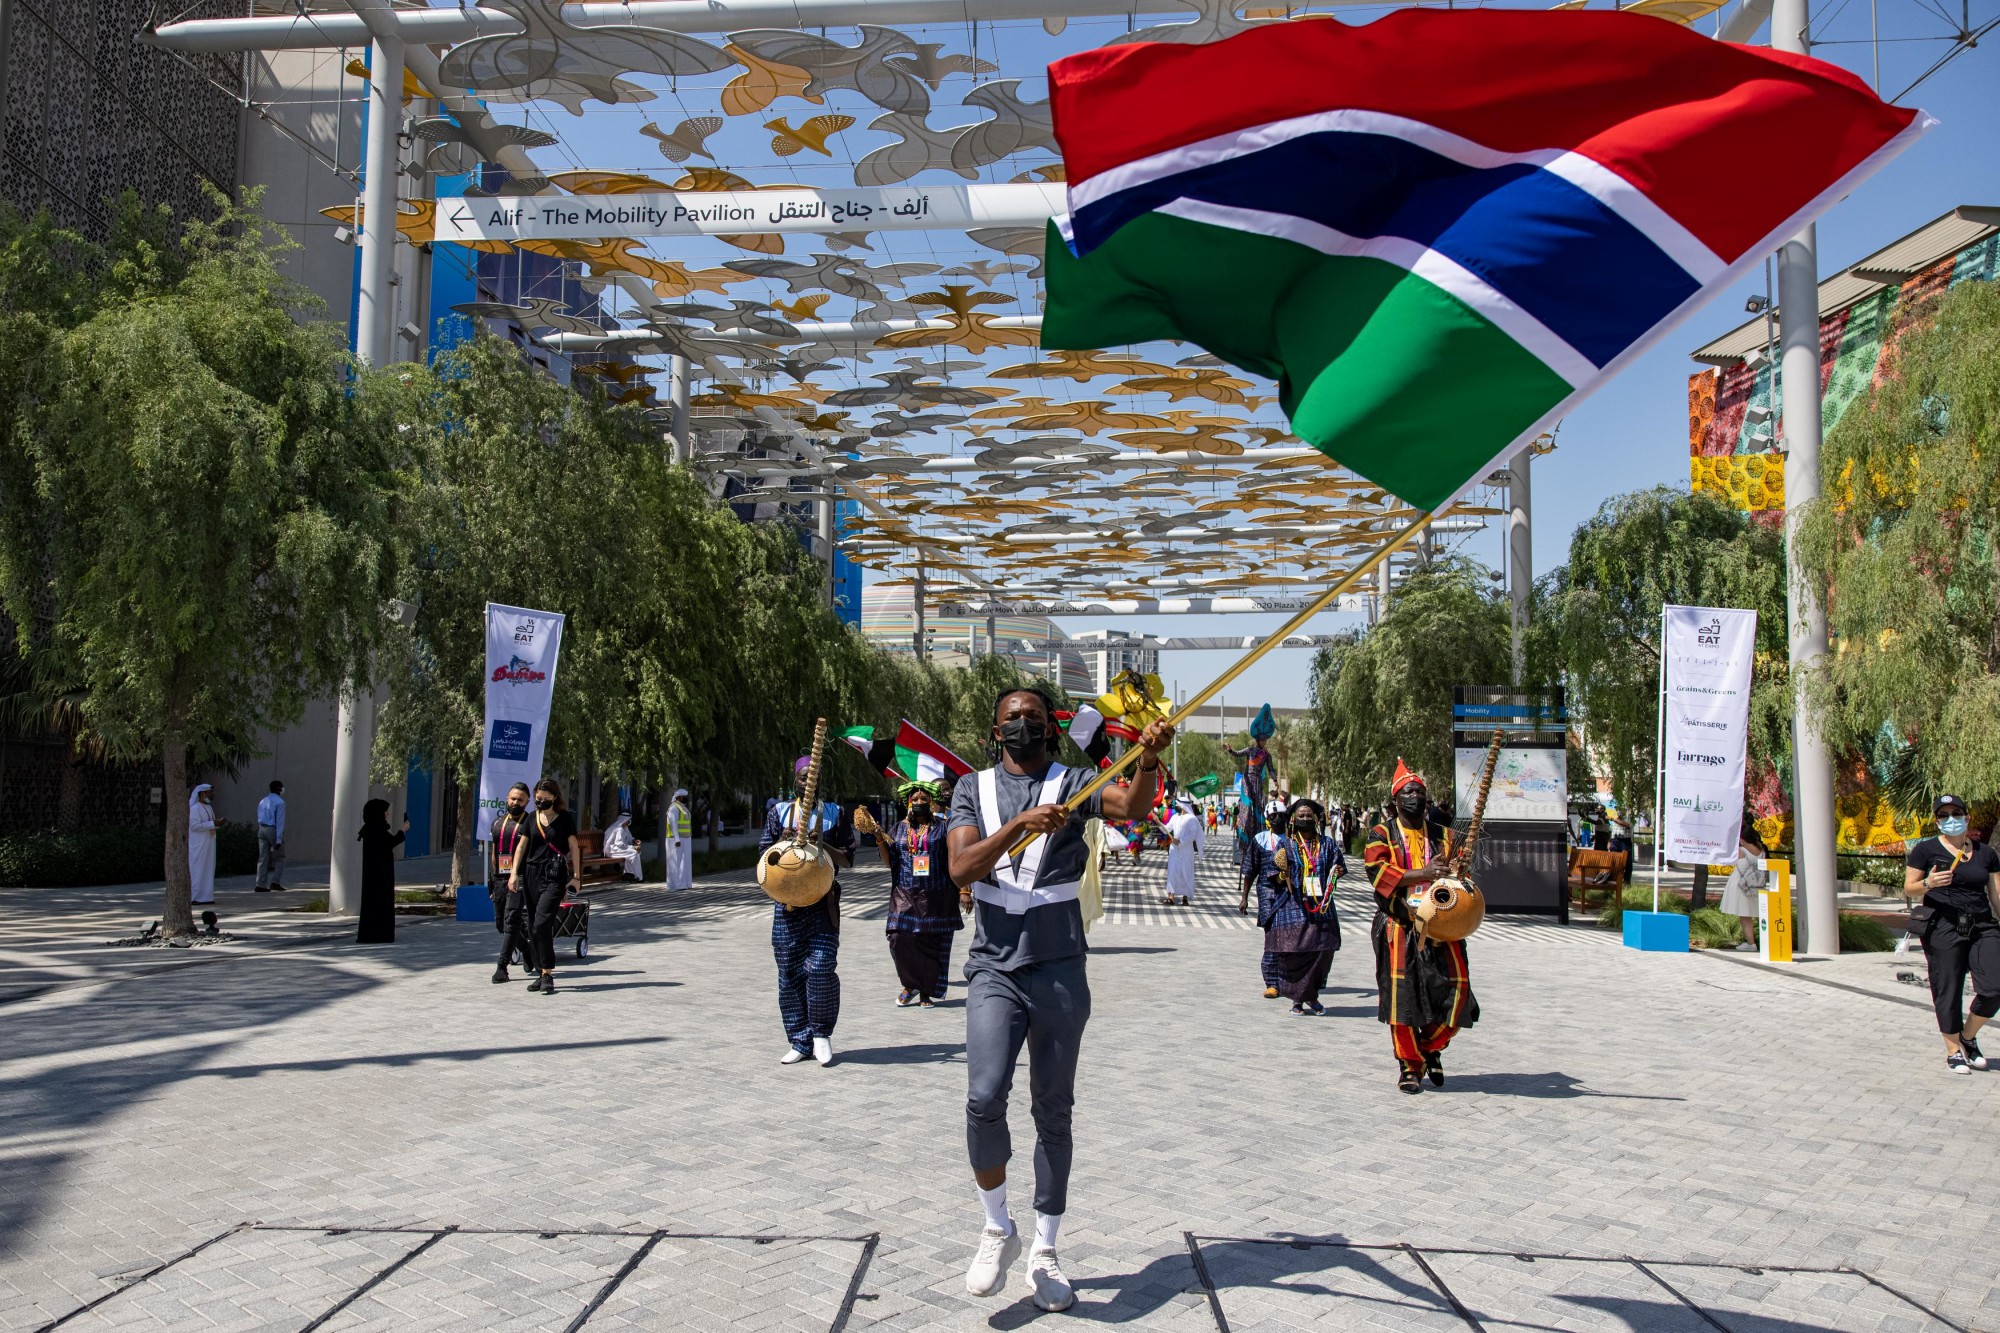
[433,183,1065,242]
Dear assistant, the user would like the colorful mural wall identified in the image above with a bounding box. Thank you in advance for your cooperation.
[1690,228,2000,853]
[1687,231,2000,523]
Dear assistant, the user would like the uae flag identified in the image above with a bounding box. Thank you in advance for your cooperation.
[895,720,974,783]
[841,726,901,780]
[1043,9,1926,511]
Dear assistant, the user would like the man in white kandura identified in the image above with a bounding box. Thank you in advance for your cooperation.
[1164,796,1204,906]
[601,810,643,880]
[664,789,694,890]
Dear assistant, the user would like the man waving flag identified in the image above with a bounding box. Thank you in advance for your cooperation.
[1042,9,1928,512]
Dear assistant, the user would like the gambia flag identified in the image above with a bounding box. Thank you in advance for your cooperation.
[894,720,974,784]
[1043,9,1927,512]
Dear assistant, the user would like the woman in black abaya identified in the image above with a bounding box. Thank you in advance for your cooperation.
[357,798,408,944]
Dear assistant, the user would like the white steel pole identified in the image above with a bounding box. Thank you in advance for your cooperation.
[330,6,403,914]
[667,354,691,464]
[353,24,402,367]
[1653,606,1668,914]
[818,496,837,609]
[1772,0,1840,955]
[1507,446,1532,687]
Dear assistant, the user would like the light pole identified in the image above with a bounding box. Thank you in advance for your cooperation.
[1507,446,1532,686]
[1772,0,1840,955]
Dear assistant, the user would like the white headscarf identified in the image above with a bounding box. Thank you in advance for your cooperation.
[672,788,688,802]
[188,783,213,808]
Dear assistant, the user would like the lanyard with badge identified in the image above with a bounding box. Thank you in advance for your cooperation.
[909,822,933,881]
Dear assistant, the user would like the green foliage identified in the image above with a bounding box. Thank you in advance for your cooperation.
[1597,882,1691,929]
[1536,486,1789,816]
[1304,558,1516,801]
[0,187,410,932]
[0,819,254,888]
[1688,906,1743,948]
[1840,911,1895,952]
[1797,280,2000,803]
[1837,854,1904,887]
[1170,727,1231,791]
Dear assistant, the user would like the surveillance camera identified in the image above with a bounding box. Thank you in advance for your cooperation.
[399,321,422,342]
[333,226,353,244]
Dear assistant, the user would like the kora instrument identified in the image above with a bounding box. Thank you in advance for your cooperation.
[758,718,837,908]
[1408,729,1503,943]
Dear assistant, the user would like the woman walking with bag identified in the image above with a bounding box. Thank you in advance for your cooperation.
[1905,794,2000,1075]
[510,778,580,995]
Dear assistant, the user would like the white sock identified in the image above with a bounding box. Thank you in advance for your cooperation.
[979,1183,1011,1233]
[1034,1211,1061,1251]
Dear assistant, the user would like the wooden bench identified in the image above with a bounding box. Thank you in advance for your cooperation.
[572,828,627,885]
[1567,848,1630,910]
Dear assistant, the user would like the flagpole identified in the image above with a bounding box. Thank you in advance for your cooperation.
[1011,511,1439,857]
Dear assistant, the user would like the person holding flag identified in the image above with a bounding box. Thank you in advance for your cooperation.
[858,779,962,1008]
[945,686,1174,1312]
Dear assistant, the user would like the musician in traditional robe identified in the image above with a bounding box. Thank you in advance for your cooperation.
[1365,763,1478,1094]
[761,756,856,1067]
[867,780,961,1006]
[1245,798,1345,1014]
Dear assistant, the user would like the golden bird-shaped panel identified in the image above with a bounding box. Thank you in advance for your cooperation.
[990,349,1174,382]
[720,44,822,116]
[766,114,855,156]
[1105,368,1257,405]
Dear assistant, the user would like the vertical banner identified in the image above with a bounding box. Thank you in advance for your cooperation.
[1660,605,1758,864]
[477,602,565,839]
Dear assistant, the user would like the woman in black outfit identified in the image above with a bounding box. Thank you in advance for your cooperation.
[1905,793,2000,1075]
[357,798,409,944]
[509,778,580,995]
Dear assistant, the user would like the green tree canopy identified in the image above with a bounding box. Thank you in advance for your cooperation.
[1536,486,1789,817]
[1798,279,2000,803]
[0,190,411,933]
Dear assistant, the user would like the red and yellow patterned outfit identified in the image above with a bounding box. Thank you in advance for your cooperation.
[1365,818,1478,1066]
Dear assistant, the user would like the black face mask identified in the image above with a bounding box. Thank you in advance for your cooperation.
[1396,791,1427,821]
[997,716,1047,761]
[908,802,932,823]
[536,798,554,811]
[1291,819,1317,840]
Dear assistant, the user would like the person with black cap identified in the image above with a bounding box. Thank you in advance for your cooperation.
[1904,794,2000,1074]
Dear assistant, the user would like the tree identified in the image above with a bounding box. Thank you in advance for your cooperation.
[1536,486,1788,820]
[1305,559,1515,804]
[1797,279,2000,804]
[1169,726,1231,792]
[0,190,409,934]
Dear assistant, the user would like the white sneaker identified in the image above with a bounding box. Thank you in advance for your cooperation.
[812,1036,834,1066]
[1734,942,1756,952]
[780,1047,807,1065]
[1027,1247,1075,1312]
[965,1223,1022,1296]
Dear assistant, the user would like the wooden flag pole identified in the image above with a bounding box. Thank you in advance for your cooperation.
[1009,510,1440,856]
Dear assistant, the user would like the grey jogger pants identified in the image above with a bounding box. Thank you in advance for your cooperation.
[255,825,285,889]
[964,955,1091,1216]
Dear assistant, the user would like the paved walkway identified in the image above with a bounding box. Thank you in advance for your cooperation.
[0,849,1991,1332]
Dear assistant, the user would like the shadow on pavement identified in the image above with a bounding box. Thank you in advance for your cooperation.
[1443,1071,1685,1101]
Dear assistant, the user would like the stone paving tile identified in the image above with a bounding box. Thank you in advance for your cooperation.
[2,854,1995,1332]
[50,1229,420,1332]
[583,1235,864,1332]
[1649,1263,1956,1333]
[317,1230,642,1332]
[1195,1241,1465,1332]
[1418,1251,1716,1333]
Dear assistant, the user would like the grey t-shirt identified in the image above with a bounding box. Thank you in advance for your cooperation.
[946,761,1105,974]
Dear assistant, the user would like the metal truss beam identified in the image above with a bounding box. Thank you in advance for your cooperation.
[151,0,1390,54]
